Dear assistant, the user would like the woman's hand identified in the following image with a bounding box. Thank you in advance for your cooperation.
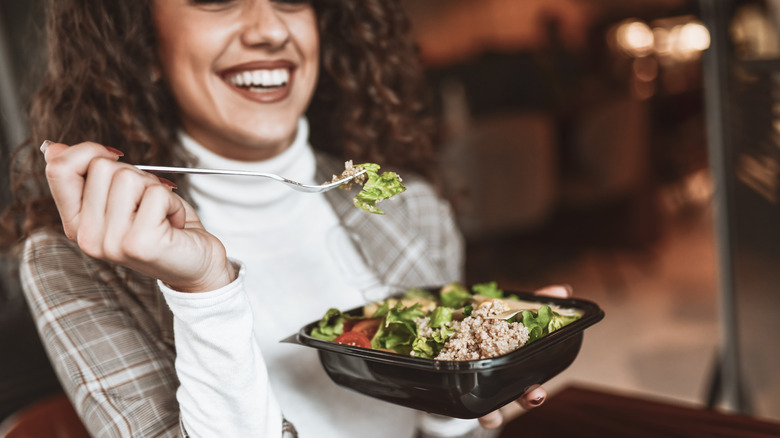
[40,140,234,292]
[478,284,573,430]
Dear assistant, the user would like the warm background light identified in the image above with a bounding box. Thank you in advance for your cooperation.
[617,21,655,57]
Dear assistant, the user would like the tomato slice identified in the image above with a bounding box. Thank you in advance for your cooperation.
[342,319,356,333]
[352,318,382,339]
[334,331,371,348]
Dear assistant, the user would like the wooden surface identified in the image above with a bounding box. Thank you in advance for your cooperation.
[499,385,780,438]
[0,393,89,438]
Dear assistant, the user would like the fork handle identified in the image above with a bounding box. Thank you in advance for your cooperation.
[135,165,278,179]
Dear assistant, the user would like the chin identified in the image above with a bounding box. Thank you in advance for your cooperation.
[232,125,299,151]
[251,126,297,145]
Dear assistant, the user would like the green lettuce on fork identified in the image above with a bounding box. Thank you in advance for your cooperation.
[332,162,406,214]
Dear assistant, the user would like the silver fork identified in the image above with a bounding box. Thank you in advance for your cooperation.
[135,165,367,193]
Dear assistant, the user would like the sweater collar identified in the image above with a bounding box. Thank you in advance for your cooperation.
[179,118,315,208]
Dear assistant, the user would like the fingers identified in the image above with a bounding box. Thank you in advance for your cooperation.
[477,385,548,430]
[478,410,503,430]
[518,385,547,410]
[101,168,174,259]
[132,184,188,242]
[40,140,227,291]
[179,197,203,230]
[40,139,182,255]
[534,284,573,299]
[80,162,158,253]
[41,140,124,240]
[133,191,234,292]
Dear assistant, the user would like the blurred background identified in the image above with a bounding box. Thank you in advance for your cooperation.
[1,0,779,431]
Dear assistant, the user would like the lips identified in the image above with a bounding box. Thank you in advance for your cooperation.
[220,60,295,103]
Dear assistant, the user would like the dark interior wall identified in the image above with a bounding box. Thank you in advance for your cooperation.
[0,0,62,422]
[0,0,45,206]
[0,0,46,102]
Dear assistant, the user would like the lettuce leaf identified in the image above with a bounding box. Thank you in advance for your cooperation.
[429,306,454,328]
[310,308,348,341]
[433,324,456,343]
[411,306,455,358]
[440,282,472,308]
[352,163,406,215]
[519,305,581,343]
[521,306,552,343]
[412,336,437,359]
[404,288,436,301]
[371,302,425,353]
[370,299,391,318]
[370,302,455,359]
[472,281,504,298]
[548,311,581,332]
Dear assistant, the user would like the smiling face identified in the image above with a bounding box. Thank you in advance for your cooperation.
[153,0,319,161]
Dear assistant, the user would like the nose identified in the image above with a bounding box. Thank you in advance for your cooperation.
[240,0,291,49]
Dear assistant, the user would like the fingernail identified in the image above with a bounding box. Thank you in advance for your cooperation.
[104,146,125,157]
[479,410,503,429]
[157,177,178,189]
[562,284,573,295]
[529,395,545,407]
[40,140,51,154]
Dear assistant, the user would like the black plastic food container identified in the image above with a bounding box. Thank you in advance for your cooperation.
[283,290,604,419]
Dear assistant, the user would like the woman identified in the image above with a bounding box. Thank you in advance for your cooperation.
[2,0,564,436]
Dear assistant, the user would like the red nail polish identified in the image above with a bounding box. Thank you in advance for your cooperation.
[157,177,178,189]
[530,395,545,406]
[104,146,125,156]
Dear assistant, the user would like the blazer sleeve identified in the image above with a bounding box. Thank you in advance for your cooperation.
[19,230,182,437]
[392,177,466,285]
[20,230,287,438]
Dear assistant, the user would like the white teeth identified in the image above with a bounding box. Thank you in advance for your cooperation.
[227,68,289,88]
[242,71,253,86]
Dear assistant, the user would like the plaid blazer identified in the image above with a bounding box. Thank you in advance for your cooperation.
[19,153,464,437]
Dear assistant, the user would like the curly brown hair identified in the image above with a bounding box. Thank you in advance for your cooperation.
[1,0,437,249]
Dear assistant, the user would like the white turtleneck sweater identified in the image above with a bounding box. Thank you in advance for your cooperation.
[159,119,419,437]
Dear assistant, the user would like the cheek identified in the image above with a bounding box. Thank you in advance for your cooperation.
[153,7,224,87]
[153,1,181,71]
[156,31,203,80]
[294,16,321,93]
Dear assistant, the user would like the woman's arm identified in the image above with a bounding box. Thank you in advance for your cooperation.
[22,232,287,438]
[158,263,284,437]
[30,140,287,436]
[21,231,182,437]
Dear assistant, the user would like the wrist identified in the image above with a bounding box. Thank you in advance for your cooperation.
[166,260,237,293]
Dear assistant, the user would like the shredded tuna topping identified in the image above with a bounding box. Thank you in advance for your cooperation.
[436,301,530,361]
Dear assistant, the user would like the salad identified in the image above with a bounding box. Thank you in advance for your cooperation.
[330,161,406,214]
[309,282,582,361]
